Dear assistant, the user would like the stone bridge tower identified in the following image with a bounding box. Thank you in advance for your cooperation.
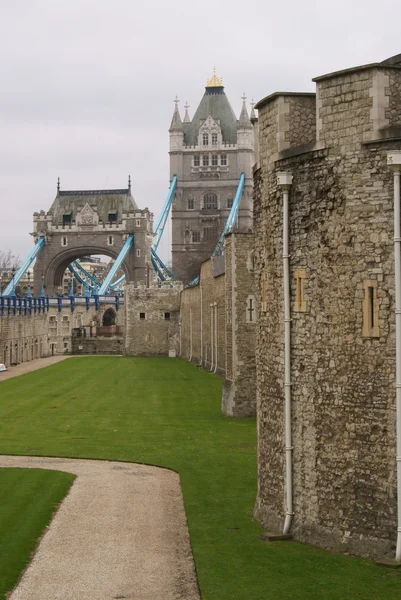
[169,70,256,283]
[32,180,153,296]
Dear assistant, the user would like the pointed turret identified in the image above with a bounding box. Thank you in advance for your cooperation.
[169,96,184,151]
[238,93,253,130]
[250,99,257,122]
[169,96,184,132]
[184,102,190,123]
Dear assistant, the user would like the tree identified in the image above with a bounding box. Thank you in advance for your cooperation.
[0,250,21,274]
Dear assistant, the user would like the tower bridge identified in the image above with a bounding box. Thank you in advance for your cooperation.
[1,69,256,303]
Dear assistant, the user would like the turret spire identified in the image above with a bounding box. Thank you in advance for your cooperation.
[250,98,257,121]
[184,101,190,123]
[238,93,252,130]
[169,96,183,132]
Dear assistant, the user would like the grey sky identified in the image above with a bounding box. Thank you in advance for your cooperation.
[1,0,400,262]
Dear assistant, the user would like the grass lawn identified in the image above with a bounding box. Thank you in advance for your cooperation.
[0,468,74,598]
[0,356,399,600]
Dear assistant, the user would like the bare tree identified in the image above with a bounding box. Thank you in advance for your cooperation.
[0,250,21,273]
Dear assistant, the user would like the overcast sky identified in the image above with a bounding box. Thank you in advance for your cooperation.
[1,0,400,262]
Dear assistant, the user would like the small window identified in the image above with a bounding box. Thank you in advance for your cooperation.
[108,212,117,223]
[63,214,72,225]
[136,249,141,257]
[107,235,114,246]
[164,312,170,320]
[246,295,257,323]
[139,312,146,320]
[136,219,141,227]
[192,231,201,243]
[204,193,218,210]
[188,197,194,210]
[202,154,209,167]
[294,268,308,312]
[202,133,209,146]
[61,236,68,247]
[227,198,233,209]
[212,133,218,146]
[212,155,218,166]
[194,155,200,167]
[221,154,227,166]
[363,280,379,337]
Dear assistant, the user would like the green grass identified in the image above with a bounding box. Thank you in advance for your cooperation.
[0,356,399,599]
[0,468,75,598]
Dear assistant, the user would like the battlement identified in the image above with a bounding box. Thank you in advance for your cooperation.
[255,54,401,164]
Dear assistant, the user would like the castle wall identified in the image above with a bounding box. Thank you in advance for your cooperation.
[0,312,50,366]
[124,284,181,356]
[222,233,256,417]
[254,62,401,557]
[0,302,123,365]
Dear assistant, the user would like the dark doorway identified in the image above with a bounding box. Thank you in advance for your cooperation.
[103,308,116,327]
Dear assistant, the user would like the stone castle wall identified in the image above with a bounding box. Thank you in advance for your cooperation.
[0,302,123,366]
[124,284,181,356]
[180,232,256,416]
[254,60,401,557]
[0,311,50,365]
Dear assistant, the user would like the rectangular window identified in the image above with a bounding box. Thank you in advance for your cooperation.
[63,214,72,225]
[363,280,380,337]
[220,154,227,166]
[203,228,216,242]
[136,249,141,257]
[212,133,218,146]
[108,212,117,222]
[192,231,201,243]
[294,268,307,312]
[212,155,218,166]
[227,198,233,209]
[187,198,194,210]
[139,312,146,320]
[194,155,200,167]
[202,154,209,167]
[202,133,209,146]
[136,219,141,227]
[164,312,170,320]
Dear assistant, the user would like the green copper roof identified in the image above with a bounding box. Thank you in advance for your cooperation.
[48,189,138,224]
[183,87,238,146]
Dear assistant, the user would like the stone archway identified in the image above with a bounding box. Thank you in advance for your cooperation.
[102,308,116,327]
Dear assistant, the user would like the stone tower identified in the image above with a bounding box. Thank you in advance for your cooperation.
[170,70,255,283]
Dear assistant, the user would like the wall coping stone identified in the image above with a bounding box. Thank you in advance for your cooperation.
[254,92,316,111]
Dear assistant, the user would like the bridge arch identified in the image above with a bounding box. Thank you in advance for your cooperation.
[35,245,131,296]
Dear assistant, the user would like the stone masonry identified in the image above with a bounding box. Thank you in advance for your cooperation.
[253,54,401,558]
[124,283,182,356]
[180,231,256,417]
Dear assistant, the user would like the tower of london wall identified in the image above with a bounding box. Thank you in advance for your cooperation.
[254,58,401,557]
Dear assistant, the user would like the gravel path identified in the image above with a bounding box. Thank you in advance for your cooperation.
[0,455,200,600]
[0,356,69,381]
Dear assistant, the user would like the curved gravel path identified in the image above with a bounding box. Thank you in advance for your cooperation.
[0,455,200,600]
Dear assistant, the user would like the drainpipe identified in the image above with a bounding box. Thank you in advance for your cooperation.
[200,280,203,366]
[277,171,294,535]
[210,303,214,371]
[388,151,401,562]
[189,309,193,362]
[214,303,218,374]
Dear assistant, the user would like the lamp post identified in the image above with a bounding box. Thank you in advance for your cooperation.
[26,271,32,298]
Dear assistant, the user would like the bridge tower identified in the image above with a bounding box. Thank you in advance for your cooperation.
[169,70,255,283]
[32,180,153,296]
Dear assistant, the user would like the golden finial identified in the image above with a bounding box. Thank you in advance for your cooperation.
[206,67,223,88]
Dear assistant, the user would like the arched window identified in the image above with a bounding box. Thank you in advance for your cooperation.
[202,133,209,146]
[204,193,218,210]
[212,133,218,146]
[202,155,209,167]
[103,308,116,326]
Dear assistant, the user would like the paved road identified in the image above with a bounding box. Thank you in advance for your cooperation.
[0,356,69,381]
[0,455,200,600]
